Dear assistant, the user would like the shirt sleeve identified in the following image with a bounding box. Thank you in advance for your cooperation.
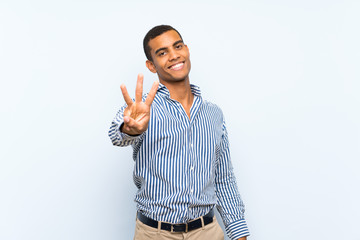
[108,105,144,147]
[215,119,250,239]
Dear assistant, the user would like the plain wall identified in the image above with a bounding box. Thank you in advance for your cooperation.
[1,0,359,239]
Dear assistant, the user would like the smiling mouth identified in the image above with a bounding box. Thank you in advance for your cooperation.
[169,62,185,71]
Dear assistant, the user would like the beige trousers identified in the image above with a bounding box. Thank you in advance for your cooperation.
[133,216,224,240]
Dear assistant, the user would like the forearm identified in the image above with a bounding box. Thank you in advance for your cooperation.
[215,161,250,239]
[215,119,250,239]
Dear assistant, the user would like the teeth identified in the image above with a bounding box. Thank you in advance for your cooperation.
[170,63,184,70]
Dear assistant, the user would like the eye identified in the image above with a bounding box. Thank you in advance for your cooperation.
[158,51,166,56]
[176,44,183,49]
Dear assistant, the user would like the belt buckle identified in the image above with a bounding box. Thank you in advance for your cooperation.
[171,223,188,233]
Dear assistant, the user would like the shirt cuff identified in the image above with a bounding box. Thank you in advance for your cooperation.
[117,123,144,144]
[225,219,250,240]
[120,131,143,139]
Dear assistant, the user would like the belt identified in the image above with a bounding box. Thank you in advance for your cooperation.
[137,209,214,233]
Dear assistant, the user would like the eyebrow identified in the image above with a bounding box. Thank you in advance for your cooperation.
[154,40,184,55]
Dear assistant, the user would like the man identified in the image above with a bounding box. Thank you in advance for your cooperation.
[109,25,250,240]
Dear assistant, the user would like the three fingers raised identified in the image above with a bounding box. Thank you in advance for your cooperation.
[120,73,159,106]
[120,74,159,135]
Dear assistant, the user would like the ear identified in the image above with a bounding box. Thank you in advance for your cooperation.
[185,44,190,55]
[146,60,157,73]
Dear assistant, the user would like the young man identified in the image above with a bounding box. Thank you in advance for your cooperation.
[109,25,250,240]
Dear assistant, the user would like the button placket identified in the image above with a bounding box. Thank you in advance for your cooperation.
[188,124,195,196]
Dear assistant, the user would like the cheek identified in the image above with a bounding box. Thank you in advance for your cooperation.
[154,59,166,70]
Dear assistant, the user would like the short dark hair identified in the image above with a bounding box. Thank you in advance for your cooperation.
[143,25,183,61]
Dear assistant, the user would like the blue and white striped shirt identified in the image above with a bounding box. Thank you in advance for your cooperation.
[109,83,250,239]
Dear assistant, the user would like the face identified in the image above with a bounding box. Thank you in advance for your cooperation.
[146,30,191,84]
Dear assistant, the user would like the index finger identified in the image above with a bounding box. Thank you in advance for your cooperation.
[145,81,159,106]
[120,84,133,106]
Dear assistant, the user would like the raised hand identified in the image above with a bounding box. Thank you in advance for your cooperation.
[120,74,159,136]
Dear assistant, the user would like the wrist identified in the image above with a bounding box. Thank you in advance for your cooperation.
[120,123,142,136]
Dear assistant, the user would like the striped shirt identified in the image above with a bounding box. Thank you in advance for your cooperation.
[109,83,250,239]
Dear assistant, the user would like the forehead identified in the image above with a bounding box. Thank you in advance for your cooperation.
[148,30,182,52]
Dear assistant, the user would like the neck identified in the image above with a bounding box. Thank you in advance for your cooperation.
[160,78,193,104]
[160,78,194,119]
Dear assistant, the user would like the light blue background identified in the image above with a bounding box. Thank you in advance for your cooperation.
[1,0,359,239]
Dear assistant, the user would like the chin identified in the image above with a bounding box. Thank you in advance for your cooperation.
[171,71,191,82]
[172,74,190,82]
[159,72,189,83]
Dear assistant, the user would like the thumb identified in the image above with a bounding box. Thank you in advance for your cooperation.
[124,116,137,128]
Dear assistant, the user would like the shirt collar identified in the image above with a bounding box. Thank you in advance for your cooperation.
[157,82,202,98]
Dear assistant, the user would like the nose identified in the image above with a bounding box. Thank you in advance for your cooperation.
[168,49,180,61]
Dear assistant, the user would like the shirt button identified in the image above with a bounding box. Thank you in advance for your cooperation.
[190,189,194,193]
[190,166,194,171]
